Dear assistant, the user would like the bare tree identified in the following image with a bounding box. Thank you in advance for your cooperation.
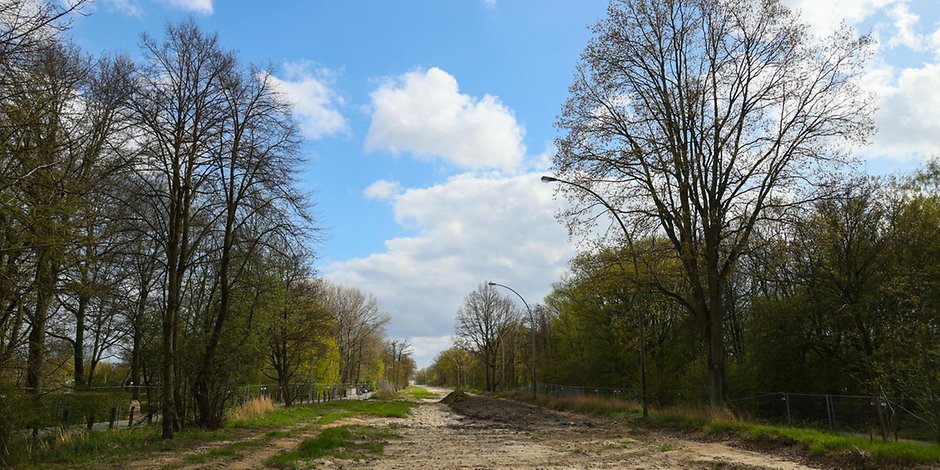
[455,282,518,392]
[553,0,874,407]
[129,20,232,438]
[192,55,309,429]
[383,338,413,391]
[321,282,389,385]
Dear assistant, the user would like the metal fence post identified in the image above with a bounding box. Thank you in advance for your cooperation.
[784,393,792,425]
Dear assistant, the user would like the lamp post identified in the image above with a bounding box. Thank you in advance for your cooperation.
[488,282,537,400]
[541,175,649,418]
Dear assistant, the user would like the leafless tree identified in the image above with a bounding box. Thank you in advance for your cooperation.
[321,282,389,384]
[128,20,232,438]
[455,282,519,392]
[192,54,310,429]
[553,0,874,407]
[383,338,413,390]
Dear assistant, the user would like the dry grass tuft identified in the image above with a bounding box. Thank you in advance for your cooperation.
[658,404,739,423]
[228,396,275,422]
[567,394,637,409]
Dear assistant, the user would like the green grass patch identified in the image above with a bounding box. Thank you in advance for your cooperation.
[227,399,414,428]
[185,438,269,464]
[9,398,414,468]
[400,386,438,400]
[8,426,235,469]
[266,425,397,468]
[703,420,940,464]
[530,394,940,467]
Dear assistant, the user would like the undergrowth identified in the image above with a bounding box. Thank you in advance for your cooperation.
[529,393,940,467]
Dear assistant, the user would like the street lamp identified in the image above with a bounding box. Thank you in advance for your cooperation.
[488,282,537,400]
[541,174,649,418]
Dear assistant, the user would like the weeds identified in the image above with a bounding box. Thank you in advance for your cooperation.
[266,425,397,468]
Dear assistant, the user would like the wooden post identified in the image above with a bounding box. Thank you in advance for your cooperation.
[109,407,118,429]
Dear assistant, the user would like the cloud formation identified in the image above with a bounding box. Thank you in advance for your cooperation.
[866,62,940,160]
[326,172,575,367]
[365,67,526,172]
[99,0,143,17]
[781,0,898,38]
[266,63,348,140]
[364,180,403,201]
[162,0,212,14]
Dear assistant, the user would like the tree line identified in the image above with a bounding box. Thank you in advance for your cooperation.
[420,0,939,443]
[0,0,413,448]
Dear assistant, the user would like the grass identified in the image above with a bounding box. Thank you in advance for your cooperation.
[703,420,940,464]
[8,426,236,469]
[227,396,276,422]
[400,385,438,400]
[265,425,397,468]
[185,438,270,464]
[530,393,940,467]
[227,399,415,428]
[8,397,414,468]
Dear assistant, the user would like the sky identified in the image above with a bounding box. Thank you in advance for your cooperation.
[67,0,940,368]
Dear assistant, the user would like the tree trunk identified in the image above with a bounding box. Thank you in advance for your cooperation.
[73,295,87,388]
[162,243,180,439]
[26,247,56,394]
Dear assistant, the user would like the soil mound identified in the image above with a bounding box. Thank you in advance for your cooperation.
[446,394,592,429]
[439,390,471,405]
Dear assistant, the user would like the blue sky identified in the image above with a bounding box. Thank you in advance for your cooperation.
[69,0,940,367]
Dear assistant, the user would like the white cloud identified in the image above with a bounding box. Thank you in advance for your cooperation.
[930,24,940,57]
[325,172,575,366]
[162,0,212,14]
[483,0,497,9]
[408,336,455,369]
[781,0,897,38]
[100,0,142,16]
[887,3,924,50]
[364,179,402,201]
[265,63,348,140]
[865,62,940,160]
[365,67,526,172]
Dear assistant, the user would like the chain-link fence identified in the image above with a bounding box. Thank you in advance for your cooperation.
[535,383,936,442]
[236,382,376,405]
[2,385,161,435]
[731,392,934,441]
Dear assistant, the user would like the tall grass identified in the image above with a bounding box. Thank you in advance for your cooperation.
[227,396,276,422]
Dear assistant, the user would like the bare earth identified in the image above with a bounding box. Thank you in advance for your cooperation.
[321,387,819,470]
[124,387,822,469]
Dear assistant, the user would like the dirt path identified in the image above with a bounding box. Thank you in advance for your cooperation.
[326,388,820,470]
[121,388,822,469]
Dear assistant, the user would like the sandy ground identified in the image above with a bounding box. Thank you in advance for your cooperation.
[320,387,820,470]
[123,387,823,469]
